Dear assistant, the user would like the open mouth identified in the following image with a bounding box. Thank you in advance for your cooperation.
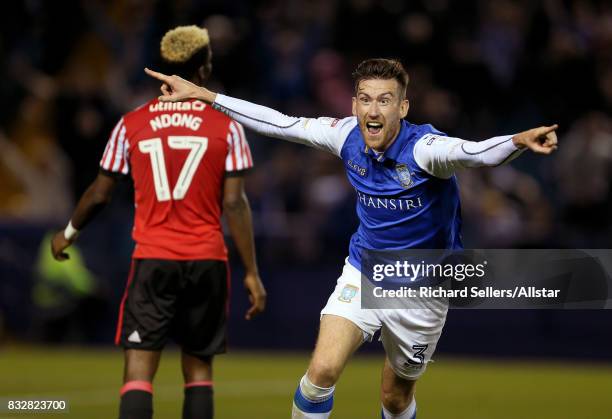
[366,121,383,135]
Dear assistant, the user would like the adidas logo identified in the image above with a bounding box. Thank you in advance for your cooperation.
[128,330,142,343]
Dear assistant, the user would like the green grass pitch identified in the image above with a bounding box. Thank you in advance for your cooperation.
[0,346,611,418]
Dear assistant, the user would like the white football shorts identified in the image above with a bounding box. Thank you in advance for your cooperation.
[320,259,448,379]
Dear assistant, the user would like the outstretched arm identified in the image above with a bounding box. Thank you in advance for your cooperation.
[223,176,266,320]
[51,172,118,260]
[144,68,354,156]
[414,125,559,178]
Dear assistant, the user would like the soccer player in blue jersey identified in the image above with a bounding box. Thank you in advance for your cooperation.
[145,59,558,419]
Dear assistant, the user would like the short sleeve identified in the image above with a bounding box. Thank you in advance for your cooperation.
[225,121,254,176]
[100,118,130,176]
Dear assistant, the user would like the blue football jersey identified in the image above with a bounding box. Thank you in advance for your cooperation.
[339,120,463,270]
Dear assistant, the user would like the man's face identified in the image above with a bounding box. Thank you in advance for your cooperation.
[352,78,409,151]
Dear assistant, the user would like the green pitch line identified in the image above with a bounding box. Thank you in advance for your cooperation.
[0,346,611,418]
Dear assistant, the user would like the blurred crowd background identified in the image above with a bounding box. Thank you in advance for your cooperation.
[1,0,611,355]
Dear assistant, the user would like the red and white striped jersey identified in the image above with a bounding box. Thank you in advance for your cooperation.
[100,98,253,260]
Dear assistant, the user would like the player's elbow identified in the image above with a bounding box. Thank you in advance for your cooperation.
[90,190,113,206]
[85,183,114,207]
[223,193,247,213]
[86,173,118,206]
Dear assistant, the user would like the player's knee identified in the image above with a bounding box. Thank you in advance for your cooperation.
[307,359,342,387]
[182,353,212,382]
[124,350,160,382]
[125,364,156,382]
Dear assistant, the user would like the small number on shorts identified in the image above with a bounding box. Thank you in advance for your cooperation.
[410,344,429,365]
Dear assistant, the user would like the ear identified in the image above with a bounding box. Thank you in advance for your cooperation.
[352,97,357,116]
[400,98,409,118]
[199,64,212,83]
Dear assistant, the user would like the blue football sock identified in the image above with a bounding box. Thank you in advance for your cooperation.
[291,374,334,419]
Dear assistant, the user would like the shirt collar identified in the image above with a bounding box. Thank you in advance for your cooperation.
[362,120,408,163]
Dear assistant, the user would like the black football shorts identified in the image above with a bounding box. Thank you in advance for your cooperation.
[115,259,229,358]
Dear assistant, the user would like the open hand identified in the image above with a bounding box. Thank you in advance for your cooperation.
[512,124,559,155]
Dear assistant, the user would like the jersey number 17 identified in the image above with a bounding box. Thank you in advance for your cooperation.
[139,136,208,202]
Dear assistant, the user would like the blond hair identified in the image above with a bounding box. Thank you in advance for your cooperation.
[160,25,210,63]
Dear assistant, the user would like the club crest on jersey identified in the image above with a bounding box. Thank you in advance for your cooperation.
[395,164,413,188]
[338,285,359,303]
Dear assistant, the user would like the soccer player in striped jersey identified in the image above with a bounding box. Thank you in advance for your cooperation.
[146,59,558,419]
[51,26,266,419]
